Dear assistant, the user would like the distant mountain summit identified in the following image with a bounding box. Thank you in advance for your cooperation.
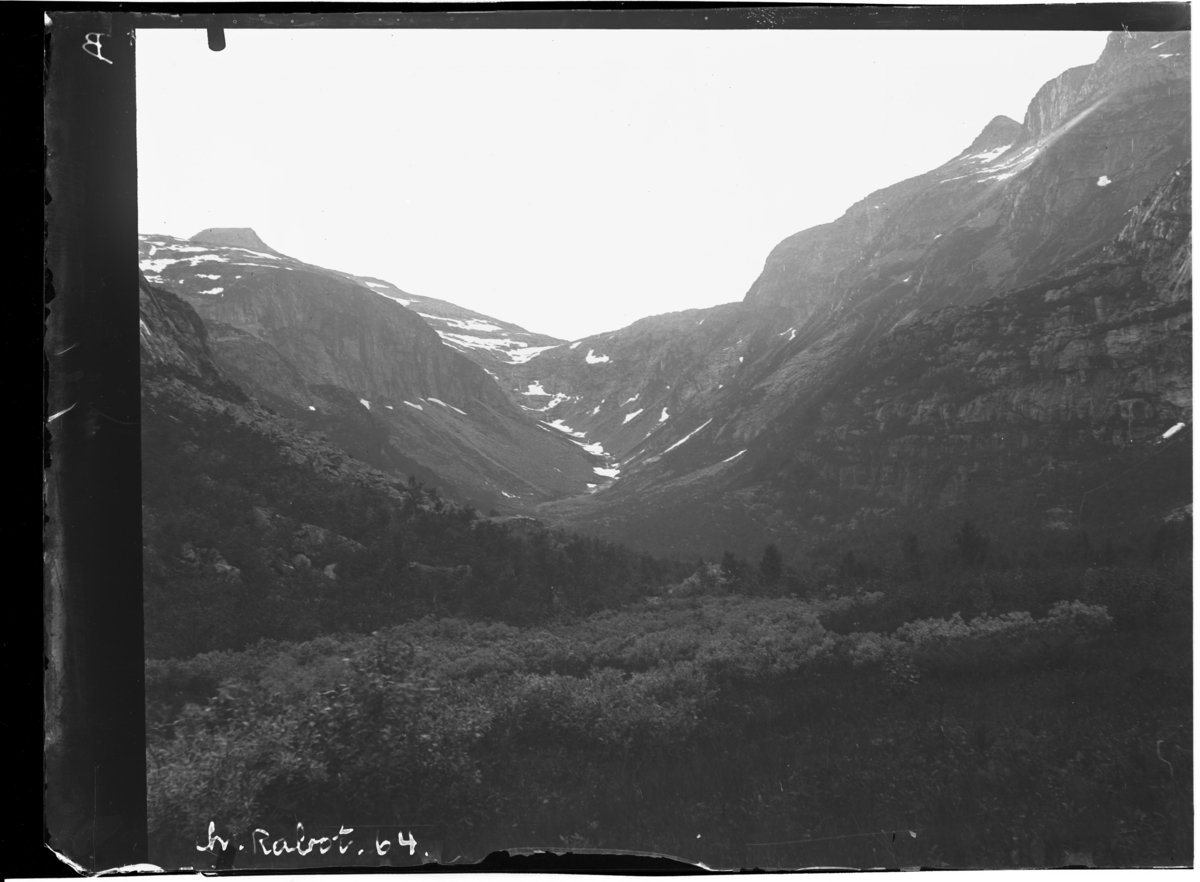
[957,115,1025,157]
[190,227,282,255]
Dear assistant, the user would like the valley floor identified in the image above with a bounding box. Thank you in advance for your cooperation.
[146,565,1192,870]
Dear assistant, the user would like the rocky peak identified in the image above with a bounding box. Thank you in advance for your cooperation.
[1021,64,1095,144]
[1079,31,1190,102]
[190,227,281,255]
[960,115,1026,156]
[1021,32,1189,145]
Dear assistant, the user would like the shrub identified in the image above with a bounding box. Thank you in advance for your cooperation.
[147,631,490,862]
[1081,567,1189,629]
[895,602,1112,672]
[493,663,710,755]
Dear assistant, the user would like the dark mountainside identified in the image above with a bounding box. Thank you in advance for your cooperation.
[139,230,598,513]
[515,32,1192,562]
[140,272,687,657]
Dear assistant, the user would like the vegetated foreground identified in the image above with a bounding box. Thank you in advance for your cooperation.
[147,557,1192,870]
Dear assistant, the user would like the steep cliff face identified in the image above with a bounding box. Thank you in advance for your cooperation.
[140,232,597,509]
[1021,64,1095,144]
[842,159,1190,477]
[139,274,242,398]
[523,32,1190,559]
[1106,160,1192,301]
[139,272,415,497]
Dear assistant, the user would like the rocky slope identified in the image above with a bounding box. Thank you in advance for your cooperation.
[328,271,565,376]
[139,231,597,510]
[518,32,1191,560]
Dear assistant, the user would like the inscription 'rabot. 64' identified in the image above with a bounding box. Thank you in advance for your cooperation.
[197,821,418,859]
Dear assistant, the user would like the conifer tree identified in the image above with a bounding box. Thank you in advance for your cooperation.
[955,520,989,567]
[760,543,783,584]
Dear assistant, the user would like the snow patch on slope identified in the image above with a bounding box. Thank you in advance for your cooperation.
[543,420,586,438]
[968,144,1012,163]
[508,344,561,364]
[427,398,467,415]
[375,291,415,306]
[419,313,503,333]
[142,258,181,274]
[662,417,713,454]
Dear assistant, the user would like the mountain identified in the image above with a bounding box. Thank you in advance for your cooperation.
[329,272,565,376]
[139,272,688,656]
[139,230,599,511]
[513,32,1191,561]
[139,32,1189,567]
[191,226,284,256]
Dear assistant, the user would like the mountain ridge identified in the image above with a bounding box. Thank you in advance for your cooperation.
[139,231,600,511]
[513,31,1190,559]
[140,30,1190,565]
[190,227,284,256]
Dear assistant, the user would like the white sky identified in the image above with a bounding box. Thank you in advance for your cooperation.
[137,28,1110,341]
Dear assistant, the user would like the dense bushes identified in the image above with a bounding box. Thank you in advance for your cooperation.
[892,601,1112,672]
[145,587,1169,867]
[815,560,1192,639]
[1081,566,1191,629]
[148,631,494,860]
